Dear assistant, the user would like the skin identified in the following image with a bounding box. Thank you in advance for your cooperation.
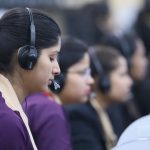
[58,53,94,104]
[130,39,148,81]
[108,56,133,102]
[6,38,61,103]
[95,56,133,109]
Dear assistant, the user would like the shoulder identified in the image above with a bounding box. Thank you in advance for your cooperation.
[23,93,64,116]
[0,110,23,135]
[65,101,95,115]
[0,114,25,149]
[0,96,27,149]
[64,102,105,147]
[64,101,98,123]
[22,93,72,150]
[24,92,58,107]
[23,93,66,125]
[0,95,23,131]
[0,95,25,135]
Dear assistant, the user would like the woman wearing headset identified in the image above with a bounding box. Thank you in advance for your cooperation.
[56,37,94,104]
[101,33,148,123]
[0,8,61,149]
[65,46,133,150]
[22,37,94,150]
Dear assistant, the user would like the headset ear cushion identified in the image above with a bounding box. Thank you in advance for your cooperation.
[18,45,37,70]
[49,73,66,93]
[98,76,110,93]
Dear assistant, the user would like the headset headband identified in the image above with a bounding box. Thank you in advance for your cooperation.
[88,47,105,77]
[26,7,35,47]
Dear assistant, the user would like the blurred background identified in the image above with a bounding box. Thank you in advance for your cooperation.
[1,0,150,147]
[1,0,150,117]
[0,0,145,37]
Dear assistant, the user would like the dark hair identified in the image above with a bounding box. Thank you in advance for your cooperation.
[77,1,110,45]
[82,1,109,20]
[135,0,150,55]
[90,45,122,77]
[100,33,140,68]
[0,7,61,73]
[58,36,88,73]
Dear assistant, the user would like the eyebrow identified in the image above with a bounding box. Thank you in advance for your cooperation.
[50,50,60,54]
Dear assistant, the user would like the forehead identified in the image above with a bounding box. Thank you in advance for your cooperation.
[115,56,127,71]
[69,53,90,71]
[41,41,61,55]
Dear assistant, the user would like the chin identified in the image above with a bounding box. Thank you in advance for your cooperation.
[80,96,88,103]
[71,97,87,104]
[111,98,126,104]
[118,97,131,103]
[38,86,49,93]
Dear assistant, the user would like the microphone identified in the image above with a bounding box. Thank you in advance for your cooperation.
[53,80,60,90]
[49,73,65,94]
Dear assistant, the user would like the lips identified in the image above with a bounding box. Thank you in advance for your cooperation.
[85,88,91,95]
[48,79,53,85]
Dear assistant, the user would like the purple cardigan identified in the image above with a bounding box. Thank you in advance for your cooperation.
[0,93,33,150]
[22,93,72,150]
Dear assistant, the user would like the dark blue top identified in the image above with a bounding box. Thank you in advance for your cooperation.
[64,101,127,150]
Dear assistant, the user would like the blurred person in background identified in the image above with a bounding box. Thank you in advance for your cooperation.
[56,36,94,104]
[65,46,133,150]
[133,0,150,116]
[101,33,148,124]
[18,7,72,150]
[135,0,150,57]
[65,0,112,45]
[23,36,94,150]
[0,7,61,149]
[22,37,73,150]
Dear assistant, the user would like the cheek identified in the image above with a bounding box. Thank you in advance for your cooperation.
[65,76,88,101]
[68,76,86,92]
[132,57,147,78]
[109,77,125,100]
[33,61,52,86]
[37,60,52,77]
[133,58,142,70]
[133,54,147,69]
[137,58,147,72]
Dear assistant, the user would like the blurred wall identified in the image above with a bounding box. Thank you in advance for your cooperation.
[108,0,144,32]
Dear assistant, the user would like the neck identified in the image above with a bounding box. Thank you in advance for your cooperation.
[5,73,27,103]
[58,92,68,104]
[94,88,110,109]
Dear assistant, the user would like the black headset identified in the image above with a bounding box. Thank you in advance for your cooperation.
[49,73,65,94]
[102,34,132,68]
[18,7,38,70]
[89,48,110,93]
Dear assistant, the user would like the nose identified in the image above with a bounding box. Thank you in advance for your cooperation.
[87,75,94,85]
[127,75,133,88]
[52,60,61,76]
[144,57,148,68]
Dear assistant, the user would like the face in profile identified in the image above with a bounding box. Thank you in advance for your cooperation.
[130,39,148,81]
[107,56,133,102]
[20,38,61,94]
[60,53,94,104]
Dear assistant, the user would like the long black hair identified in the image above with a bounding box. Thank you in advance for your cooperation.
[0,7,61,73]
[59,36,88,73]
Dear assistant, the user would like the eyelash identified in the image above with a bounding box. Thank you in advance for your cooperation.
[50,55,58,62]
[50,57,55,61]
